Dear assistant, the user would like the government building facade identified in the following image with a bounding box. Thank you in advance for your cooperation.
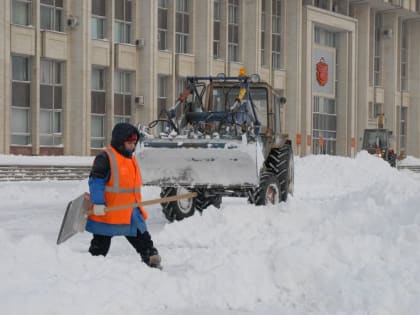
[0,0,419,157]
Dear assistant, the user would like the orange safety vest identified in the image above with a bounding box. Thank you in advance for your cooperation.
[89,146,148,224]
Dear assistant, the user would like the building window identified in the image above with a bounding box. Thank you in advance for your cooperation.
[213,0,221,59]
[400,21,408,92]
[40,59,62,146]
[158,0,168,50]
[374,13,382,86]
[40,0,63,32]
[91,67,106,148]
[176,0,190,54]
[400,106,407,152]
[314,26,336,47]
[176,77,187,97]
[261,0,266,66]
[114,0,132,44]
[114,71,132,124]
[368,102,383,121]
[228,0,239,62]
[12,0,32,26]
[92,0,106,40]
[313,96,337,155]
[11,56,31,145]
[272,0,282,69]
[314,0,329,10]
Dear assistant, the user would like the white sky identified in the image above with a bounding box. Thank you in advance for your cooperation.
[1,151,420,315]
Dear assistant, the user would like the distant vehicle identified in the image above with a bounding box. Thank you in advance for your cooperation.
[361,114,397,167]
[136,71,294,221]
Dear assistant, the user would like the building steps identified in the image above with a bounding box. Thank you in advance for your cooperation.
[397,165,420,173]
[0,165,91,181]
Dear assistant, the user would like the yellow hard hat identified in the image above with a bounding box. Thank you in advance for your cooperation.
[238,68,247,76]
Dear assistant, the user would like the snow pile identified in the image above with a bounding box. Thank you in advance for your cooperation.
[1,152,420,314]
[398,155,420,166]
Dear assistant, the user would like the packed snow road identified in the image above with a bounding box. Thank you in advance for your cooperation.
[1,151,420,315]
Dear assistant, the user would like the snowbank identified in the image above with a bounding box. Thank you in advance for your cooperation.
[0,152,420,315]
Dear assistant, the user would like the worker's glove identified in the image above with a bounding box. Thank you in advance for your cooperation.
[92,204,106,216]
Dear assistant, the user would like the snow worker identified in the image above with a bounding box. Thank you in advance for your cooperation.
[86,122,161,269]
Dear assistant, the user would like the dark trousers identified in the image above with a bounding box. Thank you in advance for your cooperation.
[89,230,156,262]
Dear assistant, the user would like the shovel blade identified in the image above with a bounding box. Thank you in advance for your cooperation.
[56,193,90,245]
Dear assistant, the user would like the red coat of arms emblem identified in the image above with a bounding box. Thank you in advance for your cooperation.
[316,57,328,86]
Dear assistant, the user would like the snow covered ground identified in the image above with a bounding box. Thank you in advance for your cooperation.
[1,151,420,315]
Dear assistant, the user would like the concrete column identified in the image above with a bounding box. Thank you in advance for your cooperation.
[335,32,349,156]
[194,0,212,75]
[31,0,41,155]
[105,0,115,146]
[0,0,11,153]
[221,0,229,71]
[169,1,176,105]
[67,1,91,155]
[407,20,420,157]
[242,0,259,73]
[351,3,371,150]
[137,0,157,124]
[302,7,313,156]
[284,0,303,156]
[348,30,357,157]
[382,12,399,132]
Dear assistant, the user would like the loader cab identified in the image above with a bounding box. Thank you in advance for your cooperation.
[209,83,270,126]
[362,128,397,167]
[362,129,391,151]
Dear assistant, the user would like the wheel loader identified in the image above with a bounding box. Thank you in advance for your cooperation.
[136,71,294,221]
[361,113,397,167]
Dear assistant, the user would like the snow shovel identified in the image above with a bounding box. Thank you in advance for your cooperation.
[56,191,198,245]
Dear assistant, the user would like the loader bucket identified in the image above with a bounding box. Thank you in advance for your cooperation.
[136,138,263,188]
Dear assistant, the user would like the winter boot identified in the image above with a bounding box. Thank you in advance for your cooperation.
[142,247,162,269]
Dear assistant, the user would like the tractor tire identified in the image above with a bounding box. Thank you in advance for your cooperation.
[253,171,282,205]
[195,192,222,212]
[280,145,294,201]
[264,145,294,202]
[160,187,195,222]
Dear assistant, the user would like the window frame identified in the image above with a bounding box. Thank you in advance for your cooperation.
[92,0,107,40]
[91,67,107,149]
[40,59,63,146]
[114,0,132,44]
[228,0,240,62]
[400,106,407,152]
[312,96,337,155]
[114,70,132,123]
[12,0,32,26]
[213,0,221,59]
[176,0,191,54]
[400,21,408,92]
[11,55,32,145]
[260,0,266,66]
[271,0,282,69]
[158,0,169,50]
[374,13,382,87]
[40,0,63,32]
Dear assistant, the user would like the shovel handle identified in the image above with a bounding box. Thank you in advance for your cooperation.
[86,191,198,215]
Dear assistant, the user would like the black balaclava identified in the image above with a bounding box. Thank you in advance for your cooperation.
[110,123,141,158]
